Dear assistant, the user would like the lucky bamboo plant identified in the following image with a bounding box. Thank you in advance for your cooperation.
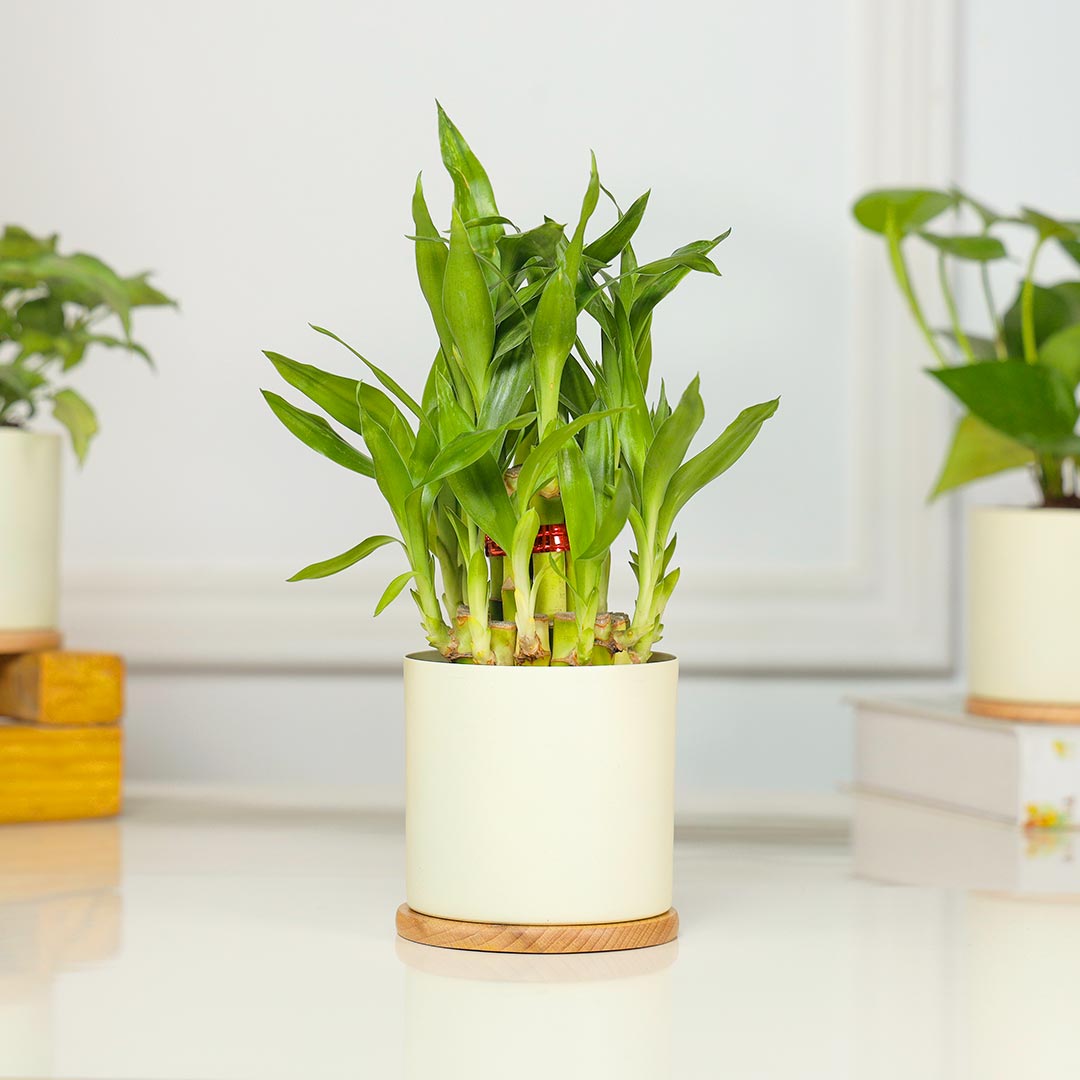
[853,189,1080,506]
[0,226,175,461]
[263,106,779,665]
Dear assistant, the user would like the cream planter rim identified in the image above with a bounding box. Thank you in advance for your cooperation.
[0,428,60,634]
[968,504,1080,715]
[404,650,678,926]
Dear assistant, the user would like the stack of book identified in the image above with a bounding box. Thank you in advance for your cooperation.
[851,697,1080,892]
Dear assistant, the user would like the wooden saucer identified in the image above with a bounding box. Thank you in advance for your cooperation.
[395,904,679,954]
[967,695,1080,725]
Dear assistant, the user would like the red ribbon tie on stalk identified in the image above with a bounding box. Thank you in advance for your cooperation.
[485,523,570,558]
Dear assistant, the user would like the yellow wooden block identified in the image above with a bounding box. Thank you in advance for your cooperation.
[0,723,121,824]
[0,651,124,725]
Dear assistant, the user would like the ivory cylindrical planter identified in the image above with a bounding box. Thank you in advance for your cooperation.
[0,430,60,633]
[403,652,678,928]
[968,506,1080,721]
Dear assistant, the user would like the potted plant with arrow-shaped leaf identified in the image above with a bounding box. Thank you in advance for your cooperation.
[854,188,1080,722]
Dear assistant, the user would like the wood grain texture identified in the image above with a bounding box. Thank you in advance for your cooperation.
[0,723,121,824]
[396,904,678,954]
[967,695,1080,724]
[0,651,124,725]
[0,630,61,654]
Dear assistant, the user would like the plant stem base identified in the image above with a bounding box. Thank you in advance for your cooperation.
[967,695,1080,725]
[0,630,61,654]
[395,904,678,954]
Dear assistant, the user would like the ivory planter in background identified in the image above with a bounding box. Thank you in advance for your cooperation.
[404,652,678,926]
[0,430,60,634]
[968,506,1080,721]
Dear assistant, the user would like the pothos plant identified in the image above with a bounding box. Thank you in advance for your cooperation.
[0,226,174,462]
[853,188,1080,506]
[263,106,779,666]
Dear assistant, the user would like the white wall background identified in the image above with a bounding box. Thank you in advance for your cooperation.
[4,0,1073,809]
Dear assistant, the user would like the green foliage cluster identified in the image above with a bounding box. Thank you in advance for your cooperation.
[853,189,1080,505]
[0,226,175,461]
[264,107,779,665]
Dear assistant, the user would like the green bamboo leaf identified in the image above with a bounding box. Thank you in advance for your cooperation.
[930,414,1033,498]
[658,397,779,539]
[634,252,720,277]
[262,390,374,476]
[917,232,1007,262]
[515,407,626,508]
[359,398,416,529]
[51,387,98,464]
[642,375,705,525]
[436,102,503,260]
[479,346,532,433]
[264,351,362,434]
[579,468,631,560]
[929,361,1079,451]
[309,325,423,421]
[448,452,517,555]
[852,188,956,236]
[358,383,415,468]
[412,173,455,359]
[497,220,565,280]
[610,293,652,485]
[531,267,577,425]
[443,207,495,405]
[565,152,601,282]
[288,534,400,581]
[416,412,534,490]
[374,571,415,616]
[629,231,730,342]
[582,406,613,498]
[584,191,650,265]
[558,440,596,556]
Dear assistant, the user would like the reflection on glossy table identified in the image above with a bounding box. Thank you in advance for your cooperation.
[1,791,1077,1079]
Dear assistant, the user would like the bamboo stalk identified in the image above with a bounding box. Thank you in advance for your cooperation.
[551,612,577,666]
[452,605,474,662]
[517,614,551,666]
[610,612,631,659]
[501,571,517,621]
[490,620,517,667]
[591,612,614,665]
[488,553,504,621]
[532,479,567,617]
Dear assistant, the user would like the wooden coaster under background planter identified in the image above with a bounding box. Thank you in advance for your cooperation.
[0,630,62,655]
[396,904,678,955]
[966,696,1080,725]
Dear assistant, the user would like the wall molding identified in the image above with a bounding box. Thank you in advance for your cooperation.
[63,0,961,676]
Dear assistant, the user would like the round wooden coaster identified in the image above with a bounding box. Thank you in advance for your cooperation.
[967,695,1080,725]
[0,630,61,655]
[395,904,679,955]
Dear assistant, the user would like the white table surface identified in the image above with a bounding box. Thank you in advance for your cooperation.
[0,790,1076,1079]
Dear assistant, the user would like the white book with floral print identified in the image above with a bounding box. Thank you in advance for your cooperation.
[852,697,1080,829]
